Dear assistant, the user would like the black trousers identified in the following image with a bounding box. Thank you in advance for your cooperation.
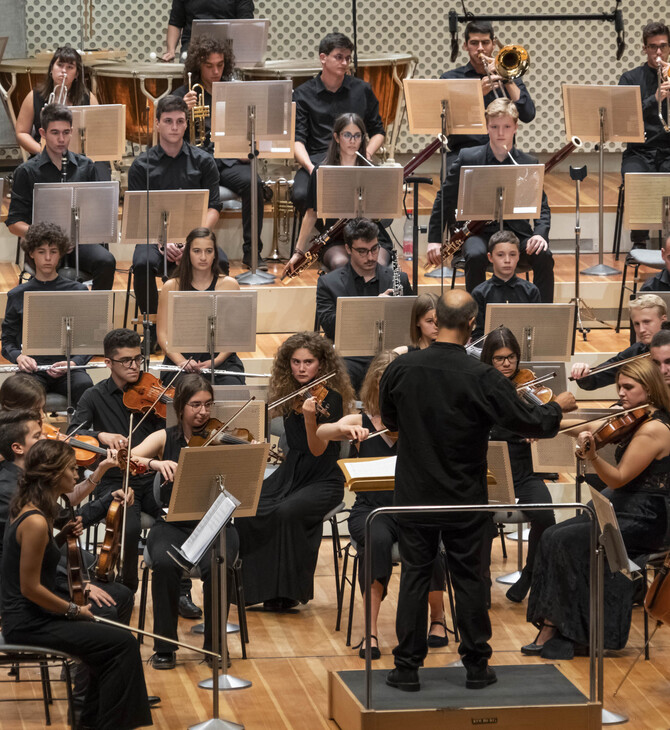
[33,369,92,409]
[218,160,264,255]
[290,153,326,215]
[463,232,555,302]
[63,243,116,291]
[514,475,556,574]
[147,519,239,654]
[621,147,670,244]
[344,356,373,396]
[132,243,230,314]
[394,515,493,672]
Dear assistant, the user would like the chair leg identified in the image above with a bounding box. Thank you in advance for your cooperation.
[233,560,249,658]
[137,562,149,643]
[631,263,641,299]
[443,555,460,643]
[123,266,132,329]
[616,260,629,333]
[39,661,51,725]
[612,183,624,259]
[330,516,342,617]
[63,658,76,728]
[346,554,359,647]
[516,523,525,573]
[336,544,351,632]
[498,524,507,559]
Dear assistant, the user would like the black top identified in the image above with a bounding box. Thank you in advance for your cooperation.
[379,341,562,508]
[471,273,541,339]
[0,462,21,561]
[1,509,61,632]
[619,63,670,151]
[641,268,670,292]
[168,0,255,49]
[615,410,670,494]
[6,148,98,228]
[293,73,385,156]
[576,342,648,392]
[127,141,222,213]
[31,90,91,144]
[315,262,412,341]
[440,62,535,155]
[1,274,91,366]
[351,413,397,510]
[427,143,551,244]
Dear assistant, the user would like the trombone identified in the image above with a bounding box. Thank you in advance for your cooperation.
[657,57,670,133]
[187,71,210,147]
[479,39,530,99]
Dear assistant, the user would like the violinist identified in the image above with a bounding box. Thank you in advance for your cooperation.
[235,332,355,612]
[0,439,153,730]
[68,329,164,592]
[128,374,240,670]
[571,294,667,391]
[480,327,556,602]
[650,329,670,385]
[393,292,439,356]
[523,358,670,660]
[156,227,245,385]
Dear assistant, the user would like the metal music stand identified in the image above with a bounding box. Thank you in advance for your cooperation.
[333,296,417,356]
[69,105,125,161]
[22,291,113,418]
[33,181,119,281]
[316,166,404,219]
[484,303,575,360]
[569,164,591,345]
[623,173,670,232]
[211,79,292,285]
[165,290,257,386]
[589,487,641,580]
[166,444,268,730]
[191,19,270,67]
[404,78,486,281]
[563,84,644,276]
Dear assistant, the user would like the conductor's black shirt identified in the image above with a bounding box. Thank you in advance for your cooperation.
[619,63,670,151]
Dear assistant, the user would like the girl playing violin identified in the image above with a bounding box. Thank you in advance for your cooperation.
[480,327,556,602]
[523,357,670,659]
[235,332,355,612]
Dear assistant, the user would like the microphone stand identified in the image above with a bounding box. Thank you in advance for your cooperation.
[569,165,590,348]
[143,105,152,371]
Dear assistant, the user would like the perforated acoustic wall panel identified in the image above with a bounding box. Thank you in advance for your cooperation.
[21,1,664,154]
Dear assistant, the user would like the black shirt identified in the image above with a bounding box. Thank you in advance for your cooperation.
[440,62,535,155]
[575,342,649,392]
[168,0,255,49]
[6,148,98,228]
[619,63,670,151]
[293,73,385,156]
[0,462,21,557]
[471,273,541,339]
[127,141,222,212]
[1,274,91,366]
[641,268,670,292]
[379,341,562,508]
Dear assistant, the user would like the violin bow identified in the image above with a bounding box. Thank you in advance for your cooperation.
[468,324,504,351]
[350,427,391,445]
[201,396,256,448]
[558,404,649,434]
[117,414,134,579]
[131,358,193,435]
[267,371,337,411]
[515,371,557,391]
[568,352,650,381]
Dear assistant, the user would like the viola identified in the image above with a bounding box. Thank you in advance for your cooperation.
[65,501,89,606]
[95,498,123,582]
[123,372,175,420]
[293,383,331,418]
[592,406,651,449]
[513,368,554,406]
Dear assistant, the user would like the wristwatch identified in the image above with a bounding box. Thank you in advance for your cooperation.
[65,601,80,620]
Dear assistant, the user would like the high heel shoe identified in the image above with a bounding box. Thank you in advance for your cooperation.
[352,635,381,660]
[521,622,556,656]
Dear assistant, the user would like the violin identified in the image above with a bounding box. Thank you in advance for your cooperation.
[293,383,331,418]
[188,417,283,464]
[95,498,124,582]
[123,372,175,420]
[513,369,554,406]
[592,406,651,449]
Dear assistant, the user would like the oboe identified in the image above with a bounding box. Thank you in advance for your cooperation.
[390,250,403,296]
[61,152,68,183]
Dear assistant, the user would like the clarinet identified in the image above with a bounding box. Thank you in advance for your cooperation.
[61,152,68,183]
[390,250,403,296]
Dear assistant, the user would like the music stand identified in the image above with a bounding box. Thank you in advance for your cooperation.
[211,79,292,285]
[69,105,125,161]
[563,84,644,276]
[589,487,641,579]
[623,173,670,232]
[23,291,113,418]
[33,181,119,281]
[333,296,416,356]
[191,19,269,67]
[166,444,268,729]
[484,303,575,361]
[316,166,403,219]
[165,290,257,386]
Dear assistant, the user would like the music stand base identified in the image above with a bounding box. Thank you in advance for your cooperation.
[602,708,628,725]
[425,266,462,279]
[580,263,619,276]
[236,271,276,286]
[189,718,244,730]
[495,571,522,585]
[199,674,252,691]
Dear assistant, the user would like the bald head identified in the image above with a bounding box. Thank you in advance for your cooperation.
[436,290,478,333]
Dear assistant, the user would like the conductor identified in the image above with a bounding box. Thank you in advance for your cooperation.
[379,290,576,691]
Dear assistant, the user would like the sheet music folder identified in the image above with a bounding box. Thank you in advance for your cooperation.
[338,456,396,492]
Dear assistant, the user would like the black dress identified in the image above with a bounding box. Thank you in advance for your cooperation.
[236,389,345,604]
[527,411,670,649]
[1,510,152,730]
[160,275,245,386]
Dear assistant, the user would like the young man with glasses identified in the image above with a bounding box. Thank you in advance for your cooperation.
[315,217,411,391]
[618,21,670,248]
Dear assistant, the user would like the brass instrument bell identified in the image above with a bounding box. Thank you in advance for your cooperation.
[188,72,210,147]
[494,45,530,80]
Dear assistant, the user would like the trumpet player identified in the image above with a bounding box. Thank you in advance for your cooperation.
[618,21,670,249]
[440,21,535,165]
[173,34,268,271]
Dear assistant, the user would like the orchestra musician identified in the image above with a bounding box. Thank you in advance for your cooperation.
[235,332,355,612]
[618,22,670,249]
[640,232,670,292]
[425,99,554,302]
[379,290,576,692]
[173,34,267,271]
[650,329,670,385]
[162,0,254,62]
[127,95,225,354]
[393,292,439,356]
[315,218,411,392]
[316,351,450,658]
[571,294,667,391]
[1,223,95,407]
[291,33,385,215]
[128,374,240,670]
[524,358,670,659]
[6,104,117,291]
[156,226,246,385]
[0,438,153,730]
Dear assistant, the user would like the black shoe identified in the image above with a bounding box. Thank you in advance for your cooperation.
[262,597,299,612]
[178,594,203,619]
[506,570,532,603]
[148,696,161,706]
[521,622,556,656]
[427,620,449,648]
[386,667,420,692]
[352,635,381,660]
[465,665,497,690]
[150,652,176,670]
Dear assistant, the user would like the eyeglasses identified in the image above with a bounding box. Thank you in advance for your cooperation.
[350,243,380,257]
[492,354,518,365]
[108,355,145,369]
[340,131,362,141]
[646,43,669,51]
[330,53,352,63]
[186,400,213,410]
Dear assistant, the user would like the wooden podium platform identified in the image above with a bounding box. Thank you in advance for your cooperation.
[328,664,602,730]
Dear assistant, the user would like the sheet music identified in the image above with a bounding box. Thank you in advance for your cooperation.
[343,456,397,479]
[179,490,240,565]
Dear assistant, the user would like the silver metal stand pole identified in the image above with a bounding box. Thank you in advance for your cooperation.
[208,315,216,387]
[73,206,81,281]
[64,316,74,422]
[161,211,169,281]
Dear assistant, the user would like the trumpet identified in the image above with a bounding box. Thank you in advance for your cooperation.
[48,82,68,105]
[657,58,670,133]
[187,71,210,147]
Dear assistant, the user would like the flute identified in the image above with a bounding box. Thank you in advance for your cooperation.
[0,362,108,373]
